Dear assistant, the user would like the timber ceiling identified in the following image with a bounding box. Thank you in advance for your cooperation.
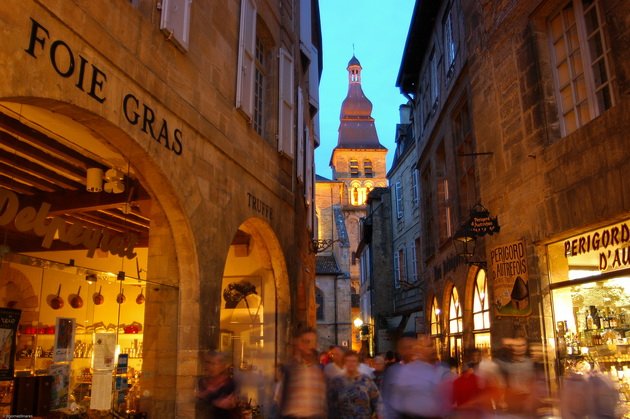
[0,111,151,253]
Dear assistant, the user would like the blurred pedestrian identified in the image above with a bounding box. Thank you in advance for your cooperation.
[279,327,327,419]
[196,351,239,419]
[323,345,346,380]
[494,337,537,418]
[372,355,386,389]
[328,350,382,419]
[387,334,452,419]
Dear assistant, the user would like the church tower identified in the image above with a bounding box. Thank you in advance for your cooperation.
[330,55,388,207]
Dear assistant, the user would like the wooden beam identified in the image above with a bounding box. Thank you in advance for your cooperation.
[0,177,37,195]
[0,162,59,192]
[0,147,82,190]
[0,130,86,181]
[0,113,100,170]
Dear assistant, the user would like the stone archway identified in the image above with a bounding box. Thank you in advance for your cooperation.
[219,217,289,417]
[0,98,201,417]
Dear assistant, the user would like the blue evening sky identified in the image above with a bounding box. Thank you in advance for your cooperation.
[315,0,416,179]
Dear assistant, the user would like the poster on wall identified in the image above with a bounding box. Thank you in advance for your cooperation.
[49,363,71,410]
[490,240,531,316]
[53,317,76,362]
[0,308,21,380]
[92,333,116,370]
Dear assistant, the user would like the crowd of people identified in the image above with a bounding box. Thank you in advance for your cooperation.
[195,328,622,418]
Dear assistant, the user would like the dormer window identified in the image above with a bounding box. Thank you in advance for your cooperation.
[363,159,373,178]
[349,159,359,177]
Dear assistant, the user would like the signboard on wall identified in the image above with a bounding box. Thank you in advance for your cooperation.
[0,308,21,380]
[490,240,531,316]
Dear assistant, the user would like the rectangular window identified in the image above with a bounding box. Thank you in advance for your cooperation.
[254,37,266,136]
[430,48,439,108]
[422,167,434,259]
[438,178,453,242]
[393,251,401,288]
[364,160,373,178]
[444,8,456,77]
[548,0,614,136]
[297,87,305,182]
[411,168,420,206]
[411,240,419,282]
[398,248,407,284]
[350,159,359,177]
[395,181,403,219]
[236,0,257,119]
[278,47,295,157]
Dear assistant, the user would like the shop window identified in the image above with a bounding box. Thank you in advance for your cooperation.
[363,159,373,178]
[548,0,614,136]
[449,287,462,334]
[315,287,324,321]
[430,297,441,336]
[349,159,360,177]
[1,253,150,411]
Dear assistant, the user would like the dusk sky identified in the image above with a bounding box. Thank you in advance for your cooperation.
[315,0,416,179]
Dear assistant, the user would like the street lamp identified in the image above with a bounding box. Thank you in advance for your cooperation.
[353,317,364,328]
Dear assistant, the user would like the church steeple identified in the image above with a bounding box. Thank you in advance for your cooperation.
[334,55,384,150]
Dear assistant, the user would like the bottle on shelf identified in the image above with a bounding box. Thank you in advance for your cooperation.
[586,309,594,330]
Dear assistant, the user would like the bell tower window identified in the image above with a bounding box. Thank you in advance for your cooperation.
[349,159,359,177]
[363,159,373,178]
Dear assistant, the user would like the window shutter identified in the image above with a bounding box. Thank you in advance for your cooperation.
[236,0,257,119]
[394,251,400,288]
[305,127,313,205]
[412,169,419,205]
[297,87,304,182]
[278,47,295,157]
[299,0,312,47]
[411,243,418,282]
[160,0,193,51]
[395,181,403,219]
[308,45,319,111]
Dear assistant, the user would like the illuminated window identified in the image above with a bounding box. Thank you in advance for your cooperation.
[350,159,359,177]
[548,0,614,136]
[430,297,441,336]
[449,287,462,334]
[473,269,490,330]
[364,160,373,178]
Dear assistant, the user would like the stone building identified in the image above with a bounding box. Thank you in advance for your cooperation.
[315,56,387,352]
[0,0,321,417]
[356,187,395,355]
[398,0,630,399]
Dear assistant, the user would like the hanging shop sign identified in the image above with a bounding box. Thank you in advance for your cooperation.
[490,240,531,317]
[0,188,139,259]
[23,17,183,156]
[464,205,500,237]
[564,221,630,273]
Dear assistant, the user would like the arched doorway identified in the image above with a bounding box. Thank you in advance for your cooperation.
[0,100,196,416]
[219,217,289,417]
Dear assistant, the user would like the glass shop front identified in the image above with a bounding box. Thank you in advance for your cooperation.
[546,218,630,414]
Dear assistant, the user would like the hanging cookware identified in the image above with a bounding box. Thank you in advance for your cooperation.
[48,284,64,310]
[116,288,126,304]
[69,286,83,309]
[136,287,145,305]
[92,286,104,305]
